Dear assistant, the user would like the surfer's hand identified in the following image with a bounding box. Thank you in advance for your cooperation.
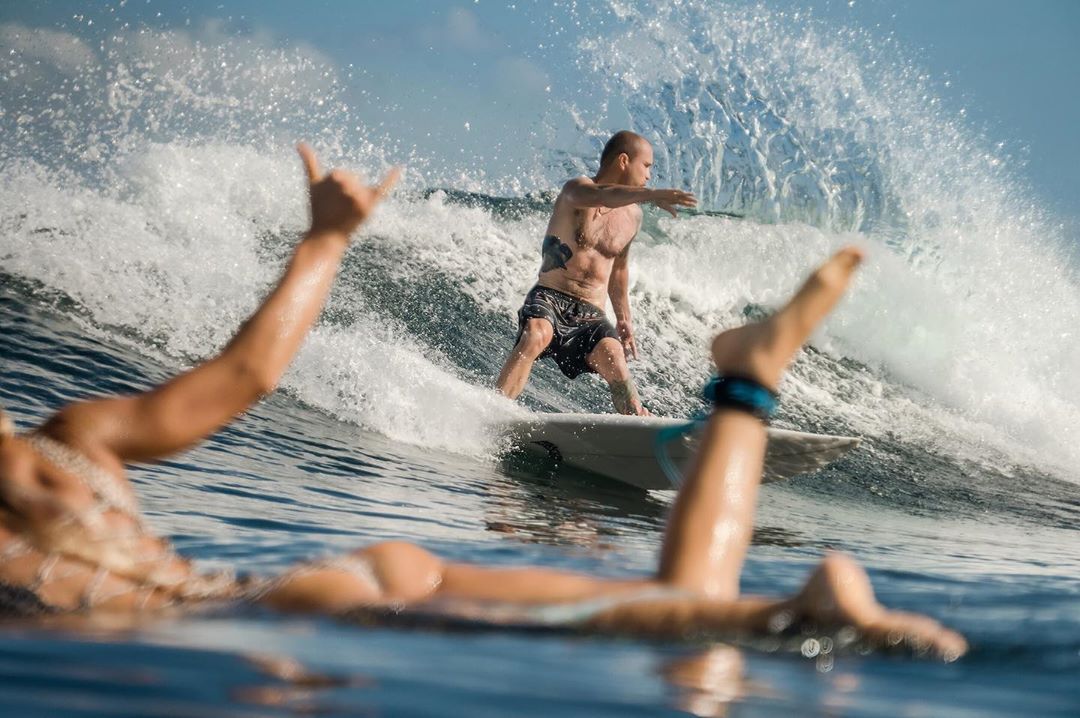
[649,188,697,218]
[298,143,400,239]
[617,319,639,360]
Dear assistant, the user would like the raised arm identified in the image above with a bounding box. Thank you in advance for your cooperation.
[40,144,399,463]
[561,177,696,217]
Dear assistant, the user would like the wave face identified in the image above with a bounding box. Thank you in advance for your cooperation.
[1,3,1078,481]
[553,1,1080,478]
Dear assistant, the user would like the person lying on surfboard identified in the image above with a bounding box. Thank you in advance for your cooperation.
[0,145,965,660]
[495,131,697,415]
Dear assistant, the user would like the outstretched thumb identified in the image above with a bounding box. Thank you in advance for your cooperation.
[297,142,321,184]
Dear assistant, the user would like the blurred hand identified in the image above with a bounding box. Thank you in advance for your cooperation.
[298,142,400,238]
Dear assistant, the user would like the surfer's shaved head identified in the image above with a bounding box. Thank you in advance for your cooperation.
[599,130,650,168]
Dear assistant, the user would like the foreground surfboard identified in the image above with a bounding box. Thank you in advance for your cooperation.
[503,412,860,490]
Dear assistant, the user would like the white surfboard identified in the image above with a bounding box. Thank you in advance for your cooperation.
[503,413,860,490]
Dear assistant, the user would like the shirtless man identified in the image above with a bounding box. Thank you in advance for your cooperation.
[496,131,697,415]
[0,145,965,660]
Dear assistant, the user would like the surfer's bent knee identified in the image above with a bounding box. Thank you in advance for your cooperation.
[517,318,553,356]
[589,337,627,367]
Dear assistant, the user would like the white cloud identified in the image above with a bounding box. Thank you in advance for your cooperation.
[494,56,550,97]
[417,7,497,53]
[445,7,494,51]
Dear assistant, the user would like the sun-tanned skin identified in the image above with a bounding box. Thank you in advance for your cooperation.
[0,147,965,660]
[495,132,698,415]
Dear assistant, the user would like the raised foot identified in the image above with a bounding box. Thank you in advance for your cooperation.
[710,246,865,391]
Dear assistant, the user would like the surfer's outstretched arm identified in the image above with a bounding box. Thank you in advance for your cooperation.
[40,145,399,463]
[562,177,697,217]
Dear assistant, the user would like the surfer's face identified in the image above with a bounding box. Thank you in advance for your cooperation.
[623,142,654,187]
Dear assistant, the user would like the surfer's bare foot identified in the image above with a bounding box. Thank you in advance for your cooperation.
[793,553,968,661]
[710,246,864,390]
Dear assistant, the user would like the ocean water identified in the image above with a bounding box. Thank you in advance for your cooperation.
[2,1,1079,715]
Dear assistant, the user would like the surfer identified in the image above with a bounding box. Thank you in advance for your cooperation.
[0,145,964,660]
[495,131,698,415]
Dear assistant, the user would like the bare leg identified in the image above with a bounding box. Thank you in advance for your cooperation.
[584,557,967,660]
[262,541,653,611]
[263,246,966,658]
[586,337,648,415]
[496,318,554,399]
[659,247,866,599]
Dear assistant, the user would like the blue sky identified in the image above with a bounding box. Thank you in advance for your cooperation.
[3,0,1078,224]
[816,0,1080,225]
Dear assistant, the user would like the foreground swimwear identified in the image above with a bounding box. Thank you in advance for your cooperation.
[0,145,966,660]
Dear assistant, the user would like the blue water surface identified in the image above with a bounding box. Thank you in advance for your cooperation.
[2,270,1078,717]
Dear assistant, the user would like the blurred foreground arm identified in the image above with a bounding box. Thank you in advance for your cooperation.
[43,144,399,462]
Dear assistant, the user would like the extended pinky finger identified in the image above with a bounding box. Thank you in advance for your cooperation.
[375,167,402,200]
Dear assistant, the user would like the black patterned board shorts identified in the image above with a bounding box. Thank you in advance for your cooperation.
[515,285,619,379]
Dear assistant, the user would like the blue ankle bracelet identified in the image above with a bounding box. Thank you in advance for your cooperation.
[653,375,781,488]
[702,375,779,422]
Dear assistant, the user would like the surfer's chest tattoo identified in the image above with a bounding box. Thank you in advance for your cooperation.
[541,234,574,272]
